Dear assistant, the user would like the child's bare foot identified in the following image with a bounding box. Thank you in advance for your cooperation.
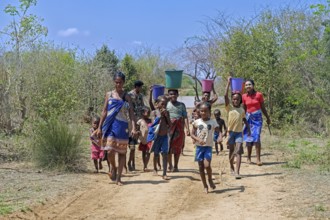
[153,170,158,176]
[109,168,117,181]
[173,167,179,172]
[116,181,124,186]
[247,158,252,164]
[168,165,173,172]
[158,165,161,170]
[162,175,170,180]
[204,187,209,194]
[99,162,103,170]
[208,179,216,189]
[235,173,242,179]
[230,169,235,176]
[256,161,263,166]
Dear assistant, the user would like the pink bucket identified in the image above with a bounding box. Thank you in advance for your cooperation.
[230,78,245,93]
[152,85,165,100]
[201,79,214,92]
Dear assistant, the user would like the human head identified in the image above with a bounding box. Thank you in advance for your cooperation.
[202,92,211,101]
[92,115,100,129]
[134,80,144,93]
[155,95,168,110]
[113,72,126,91]
[199,102,211,120]
[244,79,255,93]
[213,109,221,118]
[193,107,201,120]
[232,92,242,107]
[140,106,151,119]
[168,89,179,102]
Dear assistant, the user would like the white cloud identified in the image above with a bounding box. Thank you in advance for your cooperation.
[132,40,142,45]
[58,28,79,37]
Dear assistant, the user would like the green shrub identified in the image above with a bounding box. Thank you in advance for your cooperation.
[32,118,83,171]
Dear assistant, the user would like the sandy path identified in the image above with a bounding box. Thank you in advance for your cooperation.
[5,137,291,220]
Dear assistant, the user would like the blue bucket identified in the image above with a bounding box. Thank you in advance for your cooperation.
[152,85,165,100]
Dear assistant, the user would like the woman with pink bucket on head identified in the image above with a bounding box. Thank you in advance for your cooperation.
[242,79,271,166]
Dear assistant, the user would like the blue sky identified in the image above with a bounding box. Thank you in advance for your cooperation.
[0,0,325,55]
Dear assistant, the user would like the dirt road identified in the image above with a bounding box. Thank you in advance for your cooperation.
[3,137,330,219]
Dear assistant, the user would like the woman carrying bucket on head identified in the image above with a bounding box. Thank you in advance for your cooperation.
[194,79,218,108]
[242,79,271,166]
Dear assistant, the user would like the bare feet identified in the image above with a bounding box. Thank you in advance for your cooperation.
[235,174,242,179]
[116,181,124,186]
[208,179,216,190]
[99,162,103,170]
[247,159,252,164]
[153,170,158,176]
[162,175,170,180]
[257,161,263,166]
[204,187,209,194]
[93,170,99,173]
[173,167,179,172]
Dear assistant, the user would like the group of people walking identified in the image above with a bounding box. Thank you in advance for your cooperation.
[89,72,271,193]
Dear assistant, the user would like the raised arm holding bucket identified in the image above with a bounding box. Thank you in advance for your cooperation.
[195,79,218,107]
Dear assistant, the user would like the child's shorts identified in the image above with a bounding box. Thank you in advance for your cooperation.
[128,137,138,150]
[138,142,152,152]
[91,145,104,160]
[213,131,219,142]
[228,131,243,145]
[195,146,212,161]
[152,135,169,154]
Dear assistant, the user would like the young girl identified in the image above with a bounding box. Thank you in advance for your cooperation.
[224,76,251,179]
[90,116,107,173]
[191,102,220,193]
[149,89,171,180]
[137,106,152,171]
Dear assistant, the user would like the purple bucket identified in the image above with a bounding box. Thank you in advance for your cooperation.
[230,78,245,93]
[152,85,165,100]
[201,79,214,92]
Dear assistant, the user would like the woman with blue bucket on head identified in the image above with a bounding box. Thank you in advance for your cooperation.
[242,79,271,166]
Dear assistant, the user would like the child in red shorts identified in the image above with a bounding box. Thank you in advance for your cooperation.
[137,106,153,171]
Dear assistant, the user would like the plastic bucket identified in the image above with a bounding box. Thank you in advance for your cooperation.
[152,84,165,100]
[231,78,245,93]
[165,70,183,89]
[201,79,214,92]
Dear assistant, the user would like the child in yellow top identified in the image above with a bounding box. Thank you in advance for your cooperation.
[225,76,250,179]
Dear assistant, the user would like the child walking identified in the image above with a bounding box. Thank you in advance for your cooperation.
[213,109,227,155]
[191,102,220,193]
[137,106,152,171]
[90,116,109,173]
[224,77,251,179]
[149,88,171,180]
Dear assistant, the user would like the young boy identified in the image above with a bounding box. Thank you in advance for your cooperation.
[213,109,227,155]
[224,76,250,179]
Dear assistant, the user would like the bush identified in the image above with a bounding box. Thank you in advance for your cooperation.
[32,118,84,171]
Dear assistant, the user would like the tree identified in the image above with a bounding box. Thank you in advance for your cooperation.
[0,0,47,133]
[121,54,138,91]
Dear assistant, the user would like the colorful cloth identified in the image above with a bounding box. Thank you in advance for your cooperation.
[102,97,130,154]
[169,118,185,154]
[243,109,263,143]
[138,142,152,152]
[195,146,212,161]
[151,134,169,154]
[90,128,104,160]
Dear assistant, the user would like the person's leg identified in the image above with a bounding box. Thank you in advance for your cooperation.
[153,153,159,175]
[228,146,235,174]
[220,142,224,151]
[116,153,126,185]
[98,159,103,170]
[204,159,215,189]
[246,142,253,164]
[161,153,169,179]
[142,151,146,170]
[93,159,98,173]
[168,150,173,171]
[145,152,150,170]
[235,143,242,177]
[198,161,208,193]
[214,142,219,155]
[255,142,262,165]
[157,156,161,170]
[173,152,180,172]
[108,150,116,181]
